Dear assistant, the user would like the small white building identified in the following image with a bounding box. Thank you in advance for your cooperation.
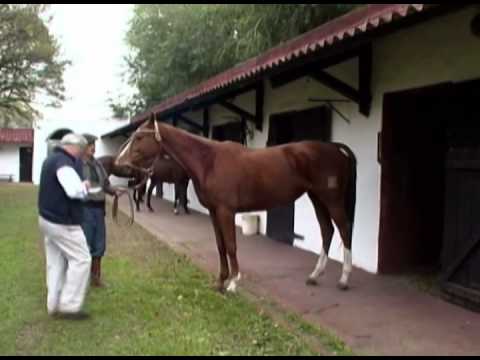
[102,4,480,310]
[0,128,34,183]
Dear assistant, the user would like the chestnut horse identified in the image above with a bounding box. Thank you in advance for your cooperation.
[115,117,357,293]
[145,155,190,215]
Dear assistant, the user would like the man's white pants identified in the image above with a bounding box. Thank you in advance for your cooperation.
[39,216,91,314]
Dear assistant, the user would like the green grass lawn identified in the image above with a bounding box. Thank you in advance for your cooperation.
[0,184,352,356]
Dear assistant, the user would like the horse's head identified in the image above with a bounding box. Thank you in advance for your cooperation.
[115,114,165,171]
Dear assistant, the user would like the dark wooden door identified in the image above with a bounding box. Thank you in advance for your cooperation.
[379,83,452,274]
[19,147,33,183]
[441,79,480,311]
[266,106,331,245]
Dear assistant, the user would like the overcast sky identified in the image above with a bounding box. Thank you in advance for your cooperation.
[38,4,135,123]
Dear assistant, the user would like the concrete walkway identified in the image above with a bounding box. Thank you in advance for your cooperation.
[116,196,480,356]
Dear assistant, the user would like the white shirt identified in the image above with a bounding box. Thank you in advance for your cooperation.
[56,166,89,200]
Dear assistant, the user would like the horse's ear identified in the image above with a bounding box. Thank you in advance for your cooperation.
[154,116,162,142]
[151,112,157,127]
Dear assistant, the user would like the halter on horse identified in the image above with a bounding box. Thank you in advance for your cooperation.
[97,154,151,225]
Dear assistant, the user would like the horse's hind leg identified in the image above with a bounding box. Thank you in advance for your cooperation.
[329,206,353,291]
[173,184,179,215]
[180,181,189,214]
[133,190,141,212]
[306,193,334,286]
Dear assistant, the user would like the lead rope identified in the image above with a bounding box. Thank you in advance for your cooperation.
[112,187,135,226]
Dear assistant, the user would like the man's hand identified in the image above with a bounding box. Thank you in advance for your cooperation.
[114,188,128,197]
[83,180,91,190]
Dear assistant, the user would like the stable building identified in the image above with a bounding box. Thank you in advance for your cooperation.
[0,128,34,183]
[103,4,480,310]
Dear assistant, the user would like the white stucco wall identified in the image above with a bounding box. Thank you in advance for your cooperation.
[32,117,129,185]
[284,6,480,273]
[0,144,20,182]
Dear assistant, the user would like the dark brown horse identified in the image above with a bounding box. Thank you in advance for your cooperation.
[145,155,190,215]
[97,155,148,209]
[115,117,357,293]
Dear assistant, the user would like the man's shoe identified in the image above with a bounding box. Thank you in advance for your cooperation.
[91,257,107,288]
[54,311,90,320]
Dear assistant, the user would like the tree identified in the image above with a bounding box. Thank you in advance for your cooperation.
[111,4,358,118]
[0,4,70,128]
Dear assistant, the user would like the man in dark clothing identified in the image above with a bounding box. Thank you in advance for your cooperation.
[38,133,93,319]
[81,133,125,287]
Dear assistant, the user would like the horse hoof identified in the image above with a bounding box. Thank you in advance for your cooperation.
[306,278,318,286]
[226,282,237,294]
[148,208,154,213]
[337,282,349,291]
[214,285,226,294]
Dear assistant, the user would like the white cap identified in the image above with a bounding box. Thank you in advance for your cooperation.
[60,133,88,148]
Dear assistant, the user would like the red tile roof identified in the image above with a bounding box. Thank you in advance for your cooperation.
[131,4,432,124]
[0,128,34,144]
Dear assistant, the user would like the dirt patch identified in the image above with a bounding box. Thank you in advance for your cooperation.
[106,208,173,266]
[15,320,47,355]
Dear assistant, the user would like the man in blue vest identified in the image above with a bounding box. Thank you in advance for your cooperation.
[38,133,96,319]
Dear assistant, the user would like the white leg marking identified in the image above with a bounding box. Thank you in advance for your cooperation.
[339,247,352,288]
[309,249,328,280]
[226,273,242,293]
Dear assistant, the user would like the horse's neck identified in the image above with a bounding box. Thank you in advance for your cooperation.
[160,124,214,184]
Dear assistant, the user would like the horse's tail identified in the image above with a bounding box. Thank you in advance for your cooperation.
[333,143,357,243]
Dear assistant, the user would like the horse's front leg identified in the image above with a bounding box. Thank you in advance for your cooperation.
[183,199,190,215]
[133,190,141,212]
[216,208,240,293]
[147,182,155,212]
[210,210,229,292]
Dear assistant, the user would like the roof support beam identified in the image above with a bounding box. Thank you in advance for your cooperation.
[176,113,204,133]
[203,107,210,137]
[359,43,372,116]
[270,44,372,117]
[190,82,259,112]
[269,46,363,89]
[214,81,264,131]
[255,81,264,131]
[311,70,360,104]
[218,100,257,125]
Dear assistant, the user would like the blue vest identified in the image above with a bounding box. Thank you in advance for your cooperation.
[38,147,84,225]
